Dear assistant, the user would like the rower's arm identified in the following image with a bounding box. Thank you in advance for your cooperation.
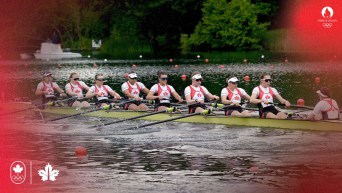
[85,90,96,98]
[243,94,251,101]
[146,91,159,100]
[221,95,232,105]
[123,90,138,99]
[275,94,290,107]
[250,93,262,104]
[109,90,121,99]
[205,93,219,101]
[142,87,150,95]
[171,91,183,102]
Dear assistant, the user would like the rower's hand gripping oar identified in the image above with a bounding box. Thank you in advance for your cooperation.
[125,108,212,130]
[89,107,178,128]
[46,104,112,122]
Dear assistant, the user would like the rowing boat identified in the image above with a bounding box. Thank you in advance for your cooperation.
[12,103,340,131]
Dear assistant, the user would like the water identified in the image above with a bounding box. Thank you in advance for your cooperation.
[1,59,342,192]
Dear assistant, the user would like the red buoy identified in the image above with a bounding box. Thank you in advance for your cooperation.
[314,77,320,84]
[181,74,187,81]
[75,146,87,157]
[174,64,179,68]
[243,59,247,63]
[124,73,129,79]
[204,59,209,63]
[169,59,173,63]
[297,98,305,106]
[244,75,250,82]
[219,65,224,69]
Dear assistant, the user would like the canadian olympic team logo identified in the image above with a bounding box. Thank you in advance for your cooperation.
[318,6,337,28]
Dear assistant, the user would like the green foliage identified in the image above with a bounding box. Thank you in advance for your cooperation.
[183,0,271,51]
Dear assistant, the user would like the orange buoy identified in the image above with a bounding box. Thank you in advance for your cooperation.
[75,146,87,157]
[181,74,187,81]
[297,98,305,106]
[204,59,209,63]
[243,59,247,63]
[174,64,179,68]
[244,75,250,82]
[314,77,320,84]
[169,58,173,62]
[124,73,129,79]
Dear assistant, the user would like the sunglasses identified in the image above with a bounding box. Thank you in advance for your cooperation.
[73,78,80,81]
[230,81,239,84]
[160,77,168,81]
[264,79,272,82]
[195,79,202,82]
[96,79,104,81]
[130,77,137,80]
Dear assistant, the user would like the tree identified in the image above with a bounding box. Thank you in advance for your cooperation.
[183,0,271,51]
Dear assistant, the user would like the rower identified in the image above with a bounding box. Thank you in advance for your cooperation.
[121,72,150,110]
[35,71,67,105]
[65,72,90,108]
[250,74,290,119]
[184,71,219,113]
[146,71,183,111]
[85,73,121,107]
[307,87,340,120]
[221,77,252,117]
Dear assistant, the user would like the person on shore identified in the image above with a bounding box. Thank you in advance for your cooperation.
[221,77,252,117]
[35,71,67,105]
[146,71,183,111]
[250,74,291,119]
[121,72,150,110]
[184,71,219,113]
[85,74,121,107]
[65,72,90,108]
[307,87,340,120]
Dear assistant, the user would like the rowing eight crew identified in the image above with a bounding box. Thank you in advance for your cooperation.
[35,71,340,120]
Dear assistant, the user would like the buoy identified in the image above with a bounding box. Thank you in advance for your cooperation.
[197,55,200,59]
[243,59,247,63]
[104,59,107,62]
[204,59,209,63]
[124,73,129,79]
[87,55,91,58]
[139,55,142,59]
[297,98,305,106]
[244,75,250,82]
[174,64,179,68]
[75,146,87,157]
[93,63,97,68]
[57,64,62,69]
[181,74,187,81]
[314,77,320,84]
[132,64,137,69]
[261,55,265,59]
[219,65,224,69]
[169,58,173,62]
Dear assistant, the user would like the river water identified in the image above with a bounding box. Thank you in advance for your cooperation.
[1,59,342,192]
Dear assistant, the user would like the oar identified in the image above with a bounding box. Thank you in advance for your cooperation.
[89,107,178,128]
[276,103,342,113]
[47,104,112,122]
[1,96,77,116]
[125,109,212,130]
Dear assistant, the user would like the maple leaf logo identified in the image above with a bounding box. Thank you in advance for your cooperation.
[13,164,23,173]
[38,163,59,182]
[234,96,240,100]
[163,92,168,96]
[265,95,270,99]
[197,93,202,97]
[133,90,139,94]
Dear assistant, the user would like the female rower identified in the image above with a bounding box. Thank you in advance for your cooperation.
[121,72,150,110]
[184,71,219,113]
[65,72,90,108]
[35,71,67,105]
[146,71,183,111]
[85,73,121,107]
[307,87,340,120]
[250,74,291,119]
[221,77,251,117]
